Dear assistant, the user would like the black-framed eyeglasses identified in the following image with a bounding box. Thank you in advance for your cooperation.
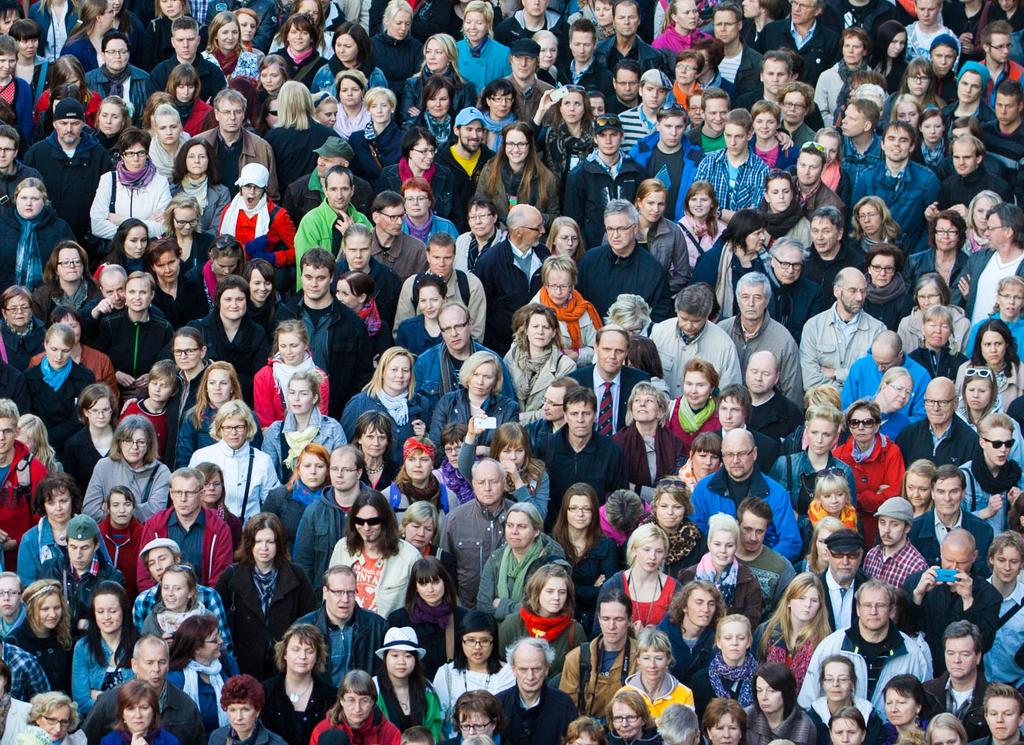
[983,437,1014,450]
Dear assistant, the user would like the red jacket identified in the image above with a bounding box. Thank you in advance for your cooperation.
[98,515,144,600]
[218,198,297,267]
[252,357,331,428]
[833,434,905,547]
[0,440,47,569]
[181,99,213,137]
[310,710,401,745]
[136,506,234,591]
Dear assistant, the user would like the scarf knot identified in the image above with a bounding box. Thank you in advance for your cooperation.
[539,287,602,350]
[357,299,383,336]
[694,552,739,604]
[376,389,409,426]
[677,398,715,433]
[520,607,573,640]
[116,159,157,191]
[14,209,44,289]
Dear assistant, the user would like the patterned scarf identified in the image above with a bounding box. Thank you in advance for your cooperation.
[0,694,10,742]
[424,114,453,147]
[640,513,702,566]
[14,210,43,289]
[677,398,715,434]
[357,299,383,336]
[102,63,131,98]
[694,551,740,604]
[765,633,817,689]
[539,287,602,350]
[708,650,758,706]
[440,460,475,504]
[116,159,157,191]
[808,500,858,529]
[252,567,278,616]
[506,345,552,404]
[376,389,409,426]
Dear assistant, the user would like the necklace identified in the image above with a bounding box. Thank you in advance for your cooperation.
[366,461,384,475]
[287,679,312,704]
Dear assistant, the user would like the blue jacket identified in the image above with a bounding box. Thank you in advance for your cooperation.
[262,408,347,481]
[841,134,883,197]
[167,653,240,734]
[628,130,703,221]
[6,78,32,150]
[908,508,994,576]
[340,391,433,463]
[16,517,112,584]
[851,161,940,252]
[841,352,931,422]
[72,637,134,716]
[691,467,802,561]
[28,3,78,58]
[965,313,1024,357]
[413,341,515,407]
[456,37,512,92]
[101,730,180,745]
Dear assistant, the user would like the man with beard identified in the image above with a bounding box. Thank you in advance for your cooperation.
[436,108,494,231]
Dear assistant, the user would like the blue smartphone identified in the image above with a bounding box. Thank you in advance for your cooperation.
[934,568,959,583]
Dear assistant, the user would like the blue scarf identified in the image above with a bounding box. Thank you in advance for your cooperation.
[14,211,43,289]
[40,356,71,392]
[292,480,327,508]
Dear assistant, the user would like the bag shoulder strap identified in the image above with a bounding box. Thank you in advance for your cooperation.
[237,448,256,520]
[455,270,471,305]
[577,639,591,713]
[108,171,117,212]
[140,468,158,505]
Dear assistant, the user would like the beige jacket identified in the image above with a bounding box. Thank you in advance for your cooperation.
[800,305,886,390]
[649,316,743,397]
[897,305,972,355]
[328,537,422,618]
[503,346,578,423]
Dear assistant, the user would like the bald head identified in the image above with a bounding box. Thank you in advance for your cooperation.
[746,350,780,398]
[507,204,542,231]
[941,528,978,573]
[721,428,757,480]
[748,350,778,372]
[872,331,903,371]
[924,377,956,425]
[836,267,867,289]
[722,428,755,451]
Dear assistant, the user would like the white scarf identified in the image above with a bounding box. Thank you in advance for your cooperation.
[220,192,270,239]
[180,175,210,210]
[376,389,409,426]
[271,352,316,398]
[182,657,228,726]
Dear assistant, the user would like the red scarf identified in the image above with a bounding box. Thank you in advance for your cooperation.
[398,157,437,184]
[520,608,573,641]
[539,286,602,350]
[357,299,383,336]
[214,48,241,76]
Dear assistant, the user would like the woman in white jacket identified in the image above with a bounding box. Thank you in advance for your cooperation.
[814,28,872,128]
[89,127,171,239]
[188,399,281,522]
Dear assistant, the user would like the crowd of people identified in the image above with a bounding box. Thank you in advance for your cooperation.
[3,1,1024,745]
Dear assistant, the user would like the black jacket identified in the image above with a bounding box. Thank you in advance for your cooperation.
[187,312,270,403]
[909,346,969,380]
[750,392,803,441]
[555,58,614,99]
[1,318,44,372]
[908,509,994,576]
[595,35,669,75]
[386,605,468,680]
[149,54,227,103]
[400,68,477,123]
[864,292,913,332]
[435,143,494,231]
[568,365,651,437]
[215,561,317,681]
[24,360,94,455]
[577,243,674,321]
[472,238,550,354]
[0,204,74,291]
[260,673,335,745]
[804,243,866,313]
[334,256,401,326]
[0,161,42,202]
[818,569,869,631]
[939,166,1013,210]
[732,45,763,99]
[276,296,374,418]
[563,156,644,249]
[497,684,577,745]
[908,249,970,301]
[378,161,458,222]
[295,603,388,678]
[896,415,979,470]
[92,311,174,381]
[545,427,629,530]
[62,427,103,493]
[264,123,335,196]
[923,671,990,742]
[0,359,29,413]
[753,20,838,85]
[369,32,423,98]
[23,130,113,244]
[153,276,209,329]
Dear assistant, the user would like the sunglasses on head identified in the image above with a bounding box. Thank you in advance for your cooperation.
[801,141,826,154]
[352,516,383,527]
[965,367,994,379]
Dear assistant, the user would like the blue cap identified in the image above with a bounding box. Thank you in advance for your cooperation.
[930,32,960,52]
[958,60,991,91]
[455,106,485,127]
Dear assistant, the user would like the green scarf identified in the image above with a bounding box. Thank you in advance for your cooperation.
[677,399,716,434]
[284,425,319,468]
[497,539,544,601]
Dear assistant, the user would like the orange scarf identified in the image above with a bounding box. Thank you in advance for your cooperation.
[539,287,603,350]
[520,607,574,641]
[808,500,858,529]
[673,81,702,111]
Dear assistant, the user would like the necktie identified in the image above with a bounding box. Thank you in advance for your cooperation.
[598,381,613,436]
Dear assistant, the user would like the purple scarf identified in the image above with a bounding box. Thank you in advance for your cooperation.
[410,596,453,627]
[405,213,434,244]
[440,460,475,504]
[116,159,158,191]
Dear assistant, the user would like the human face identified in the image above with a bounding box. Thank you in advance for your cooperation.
[287,24,311,53]
[570,29,595,63]
[325,171,353,213]
[834,273,867,316]
[323,572,356,623]
[385,7,412,38]
[998,283,1024,320]
[425,85,451,119]
[565,402,596,439]
[708,714,743,745]
[841,34,866,66]
[384,649,417,685]
[275,332,307,370]
[341,691,374,729]
[649,494,684,533]
[795,152,824,190]
[933,476,965,521]
[840,104,871,140]
[301,265,331,304]
[993,546,1023,586]
[867,253,897,289]
[708,529,737,570]
[160,572,192,612]
[466,360,497,400]
[931,728,965,745]
[170,474,202,520]
[249,527,278,570]
[598,600,629,648]
[823,660,854,704]
[522,313,555,353]
[44,335,71,369]
[566,493,594,531]
[219,415,248,449]
[857,586,892,633]
[36,705,72,742]
[215,101,245,136]
[753,112,779,143]
[463,10,487,44]
[297,450,327,489]
[144,547,176,583]
[457,120,484,155]
[414,570,444,606]
[986,697,1023,743]
[461,629,494,667]
[632,538,667,573]
[987,32,1013,67]
[981,425,1014,468]
[92,592,123,637]
[511,644,549,696]
[538,577,569,616]
[966,379,997,416]
[510,52,539,83]
[106,488,134,528]
[260,64,284,93]
[219,288,247,326]
[883,127,913,165]
[0,576,20,620]
[53,115,83,147]
[876,515,910,550]
[996,90,1024,129]
[549,226,579,259]
[717,620,751,665]
[403,447,432,484]
[613,0,639,36]
[374,201,405,238]
[171,29,199,60]
[718,397,745,430]
[505,511,539,552]
[761,60,789,95]
[724,122,749,157]
[202,369,232,407]
[885,689,922,728]
[692,448,721,480]
[543,386,567,424]
[504,130,531,168]
[739,512,768,555]
[637,643,669,685]
[330,449,361,493]
[15,186,44,219]
[981,329,1009,369]
[358,425,388,459]
[225,702,258,740]
[756,677,785,717]
[404,188,431,220]
[283,635,317,676]
[736,282,769,331]
[722,437,756,481]
[416,285,443,320]
[613,71,640,103]
[605,210,637,255]
[544,268,574,307]
[944,634,981,684]
[635,190,667,228]
[354,505,383,544]
[68,536,97,573]
[920,114,944,147]
[682,370,712,410]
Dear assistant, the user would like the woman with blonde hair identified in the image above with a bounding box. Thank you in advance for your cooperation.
[497,564,584,678]
[148,103,187,182]
[546,217,586,262]
[600,523,679,630]
[798,516,844,574]
[341,346,432,463]
[25,691,83,745]
[253,320,331,428]
[873,366,915,440]
[621,630,694,722]
[348,86,402,182]
[965,190,1001,253]
[454,3,509,94]
[754,573,830,690]
[475,122,559,226]
[691,614,758,713]
[965,275,1024,356]
[902,460,936,517]
[503,303,576,423]
[848,196,900,255]
[898,273,971,357]
[174,361,243,468]
[428,350,518,450]
[534,255,602,365]
[680,513,761,628]
[10,580,73,692]
[188,400,282,521]
[264,80,334,193]
[202,11,261,81]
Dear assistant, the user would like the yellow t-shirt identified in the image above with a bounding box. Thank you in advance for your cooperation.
[450,145,481,176]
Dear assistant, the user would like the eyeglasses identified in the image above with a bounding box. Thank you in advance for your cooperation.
[0,146,16,154]
[909,74,931,82]
[868,264,896,274]
[411,146,436,156]
[567,505,593,513]
[220,424,247,434]
[122,149,148,158]
[488,94,513,103]
[326,587,357,597]
[123,438,149,448]
[721,447,755,460]
[352,516,383,526]
[104,47,129,55]
[612,715,641,725]
[983,437,1015,450]
[57,259,83,267]
[4,304,30,314]
[460,722,494,734]
[170,489,201,498]
[521,223,544,232]
[848,418,878,429]
[887,382,912,396]
[505,140,530,150]
[823,677,852,686]
[546,283,571,292]
[173,347,200,356]
[38,715,71,728]
[174,217,198,226]
[772,256,802,270]
[330,466,360,474]
[440,320,470,335]
[461,636,492,647]
[378,211,405,221]
[0,590,20,599]
[965,367,994,379]
[924,398,956,407]
[934,228,959,237]
[606,225,635,234]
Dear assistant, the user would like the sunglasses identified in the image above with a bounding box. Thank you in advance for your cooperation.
[801,141,826,154]
[983,437,1015,450]
[965,367,994,379]
[594,115,620,128]
[352,516,383,527]
[848,418,878,429]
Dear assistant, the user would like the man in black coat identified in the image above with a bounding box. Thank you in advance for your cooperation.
[908,465,994,576]
[148,18,227,102]
[497,637,577,745]
[568,326,650,436]
[896,378,979,468]
[923,621,990,742]
[295,565,387,686]
[471,203,549,355]
[436,108,494,232]
[818,529,870,631]
[938,136,1013,211]
[752,0,838,85]
[904,529,1001,676]
[276,248,373,419]
[23,99,112,249]
[767,239,819,344]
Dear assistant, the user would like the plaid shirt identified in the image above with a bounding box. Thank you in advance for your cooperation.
[694,148,768,213]
[863,540,929,588]
[132,584,234,654]
[1,640,49,700]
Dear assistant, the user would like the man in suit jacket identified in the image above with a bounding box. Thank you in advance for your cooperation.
[819,529,870,631]
[472,203,549,355]
[568,325,651,437]
[753,0,838,86]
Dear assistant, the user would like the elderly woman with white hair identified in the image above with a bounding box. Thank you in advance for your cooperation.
[476,502,566,620]
[428,350,519,452]
[679,513,761,629]
[24,691,84,745]
[188,400,281,521]
[606,294,654,337]
[613,382,688,500]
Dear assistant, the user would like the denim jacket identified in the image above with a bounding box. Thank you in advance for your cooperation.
[71,637,134,716]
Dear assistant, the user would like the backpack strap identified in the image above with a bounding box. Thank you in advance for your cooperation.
[577,639,591,713]
[455,270,471,305]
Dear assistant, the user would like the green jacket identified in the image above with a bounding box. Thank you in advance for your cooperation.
[294,199,372,287]
[375,680,444,740]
